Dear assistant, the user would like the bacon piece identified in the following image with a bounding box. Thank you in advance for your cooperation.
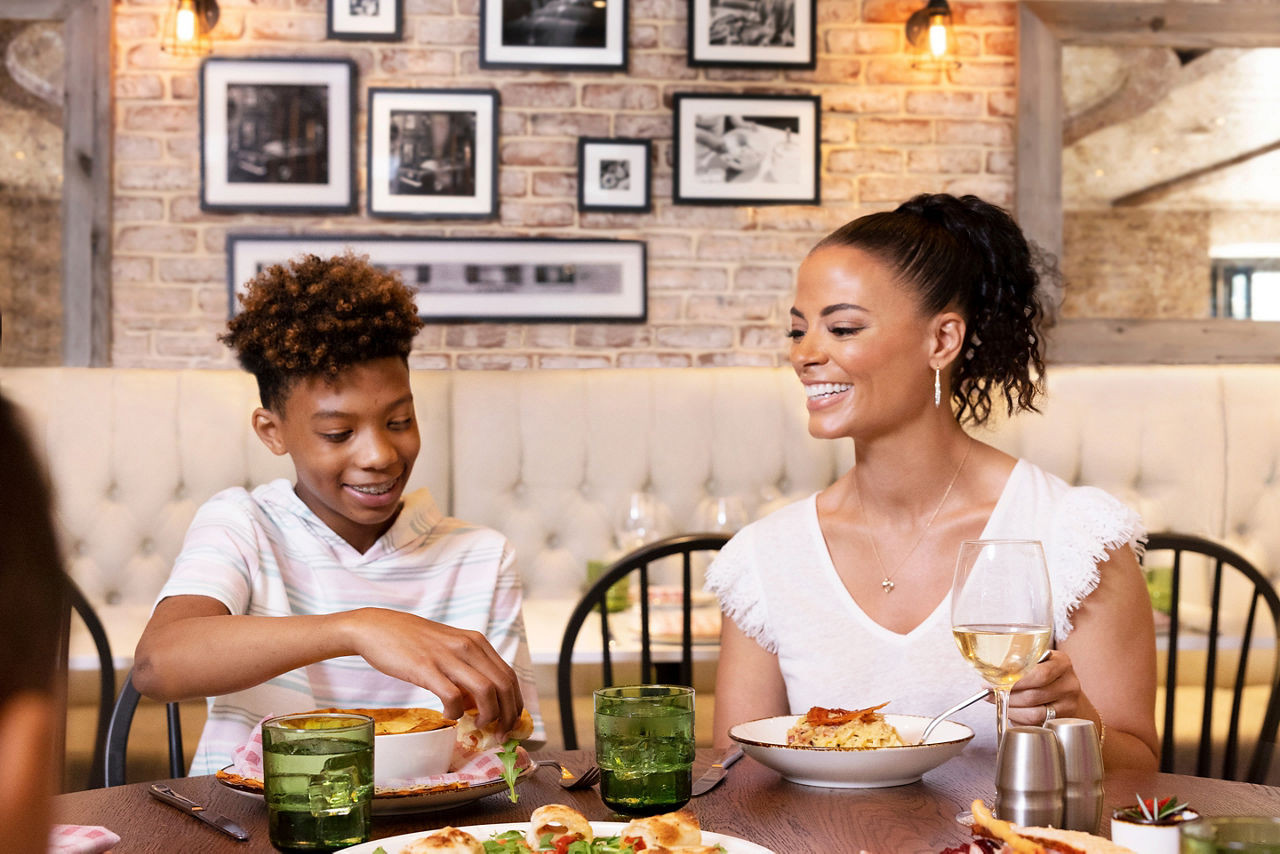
[802,702,891,727]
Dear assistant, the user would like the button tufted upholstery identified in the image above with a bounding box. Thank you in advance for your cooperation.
[1,363,1276,670]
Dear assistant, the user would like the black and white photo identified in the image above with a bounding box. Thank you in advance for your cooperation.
[577,137,651,213]
[327,0,403,40]
[688,0,815,68]
[200,57,355,213]
[368,88,498,219]
[228,234,647,322]
[673,92,820,206]
[480,0,627,70]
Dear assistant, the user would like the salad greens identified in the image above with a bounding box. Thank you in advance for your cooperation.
[497,737,521,803]
[480,830,640,853]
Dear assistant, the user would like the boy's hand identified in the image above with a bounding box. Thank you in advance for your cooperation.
[342,608,525,733]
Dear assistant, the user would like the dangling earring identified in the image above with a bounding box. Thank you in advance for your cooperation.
[934,367,941,408]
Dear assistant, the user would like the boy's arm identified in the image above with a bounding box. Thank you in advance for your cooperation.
[133,594,524,731]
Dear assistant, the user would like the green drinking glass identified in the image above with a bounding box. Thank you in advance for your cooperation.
[262,712,375,853]
[594,685,695,817]
[1183,817,1280,854]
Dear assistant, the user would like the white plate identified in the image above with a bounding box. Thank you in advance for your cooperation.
[729,713,973,788]
[336,821,776,853]
[215,765,535,816]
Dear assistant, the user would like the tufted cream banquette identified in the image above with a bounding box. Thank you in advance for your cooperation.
[4,365,1279,779]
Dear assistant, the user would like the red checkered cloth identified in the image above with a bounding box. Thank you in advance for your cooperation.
[228,717,531,793]
[48,824,120,854]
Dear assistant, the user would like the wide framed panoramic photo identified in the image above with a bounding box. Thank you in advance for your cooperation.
[367,88,498,220]
[688,0,815,68]
[227,234,647,322]
[200,57,356,213]
[327,0,403,40]
[577,138,651,214]
[479,0,627,70]
[672,92,820,206]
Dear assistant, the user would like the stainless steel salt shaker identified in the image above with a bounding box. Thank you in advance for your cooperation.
[1046,717,1104,833]
[995,726,1065,828]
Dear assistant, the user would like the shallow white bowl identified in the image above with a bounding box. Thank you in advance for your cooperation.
[374,724,456,788]
[728,713,973,788]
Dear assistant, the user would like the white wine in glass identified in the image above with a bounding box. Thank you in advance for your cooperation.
[951,539,1053,746]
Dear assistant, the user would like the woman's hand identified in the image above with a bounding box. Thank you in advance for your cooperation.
[1004,650,1095,727]
[343,608,525,734]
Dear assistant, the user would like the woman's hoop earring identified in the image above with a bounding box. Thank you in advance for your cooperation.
[934,368,941,408]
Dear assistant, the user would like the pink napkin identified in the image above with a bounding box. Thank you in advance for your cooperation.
[48,824,120,854]
[228,718,531,792]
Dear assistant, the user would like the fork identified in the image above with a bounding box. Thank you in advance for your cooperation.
[536,760,601,789]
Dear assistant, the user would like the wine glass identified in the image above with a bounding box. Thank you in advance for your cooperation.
[950,539,1053,747]
[694,495,748,534]
[616,491,669,552]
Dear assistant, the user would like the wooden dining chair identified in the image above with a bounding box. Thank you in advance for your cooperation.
[1144,532,1280,783]
[103,668,185,787]
[63,578,116,790]
[556,532,730,750]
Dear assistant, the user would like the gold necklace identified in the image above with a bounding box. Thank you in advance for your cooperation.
[854,437,974,594]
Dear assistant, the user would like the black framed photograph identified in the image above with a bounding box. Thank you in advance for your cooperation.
[479,0,627,70]
[227,234,647,322]
[327,0,403,40]
[367,88,499,220]
[577,138,651,214]
[200,57,356,213]
[688,0,815,68]
[673,92,820,206]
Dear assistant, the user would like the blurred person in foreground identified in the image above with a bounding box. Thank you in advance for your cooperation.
[708,193,1159,770]
[0,394,70,853]
[134,252,540,775]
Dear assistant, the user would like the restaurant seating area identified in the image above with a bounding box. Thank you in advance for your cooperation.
[5,362,1280,788]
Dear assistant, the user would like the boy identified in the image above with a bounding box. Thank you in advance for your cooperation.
[134,253,541,775]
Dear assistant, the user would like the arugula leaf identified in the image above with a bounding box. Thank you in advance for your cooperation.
[498,737,521,803]
[371,848,388,854]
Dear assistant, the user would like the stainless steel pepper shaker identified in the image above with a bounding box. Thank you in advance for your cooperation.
[995,726,1065,828]
[1046,717,1104,833]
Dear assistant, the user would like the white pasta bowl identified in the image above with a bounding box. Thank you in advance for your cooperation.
[728,714,973,788]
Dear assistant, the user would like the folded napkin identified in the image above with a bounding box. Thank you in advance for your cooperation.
[228,718,531,793]
[48,824,120,854]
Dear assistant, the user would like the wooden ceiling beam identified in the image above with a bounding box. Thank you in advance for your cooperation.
[1111,138,1280,207]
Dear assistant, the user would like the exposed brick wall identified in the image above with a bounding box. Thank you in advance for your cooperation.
[111,0,1018,369]
[1062,210,1211,319]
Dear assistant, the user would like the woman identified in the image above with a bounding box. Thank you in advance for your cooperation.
[707,194,1159,770]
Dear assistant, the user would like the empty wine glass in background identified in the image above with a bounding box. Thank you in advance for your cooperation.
[950,539,1053,747]
[616,491,670,552]
[694,495,748,534]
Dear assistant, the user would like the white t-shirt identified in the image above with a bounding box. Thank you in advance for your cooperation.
[157,479,544,776]
[705,459,1144,754]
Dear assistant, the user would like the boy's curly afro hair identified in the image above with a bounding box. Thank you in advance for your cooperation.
[221,251,424,412]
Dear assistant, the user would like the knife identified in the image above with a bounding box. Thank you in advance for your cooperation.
[691,744,744,796]
[149,783,250,841]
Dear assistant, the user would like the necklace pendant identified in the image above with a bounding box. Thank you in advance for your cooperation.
[881,577,895,594]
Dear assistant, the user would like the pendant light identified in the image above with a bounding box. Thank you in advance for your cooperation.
[905,0,960,73]
[161,0,220,57]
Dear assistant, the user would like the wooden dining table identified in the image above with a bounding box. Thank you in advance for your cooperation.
[53,748,1280,853]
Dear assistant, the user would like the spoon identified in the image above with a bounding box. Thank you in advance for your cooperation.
[916,648,1054,745]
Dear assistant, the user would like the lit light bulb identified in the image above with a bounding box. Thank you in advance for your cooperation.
[928,18,948,57]
[175,0,197,43]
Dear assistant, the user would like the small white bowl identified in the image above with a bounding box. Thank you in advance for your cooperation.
[374,723,457,788]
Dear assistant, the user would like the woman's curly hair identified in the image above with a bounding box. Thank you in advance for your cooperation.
[813,193,1046,426]
[221,252,424,412]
